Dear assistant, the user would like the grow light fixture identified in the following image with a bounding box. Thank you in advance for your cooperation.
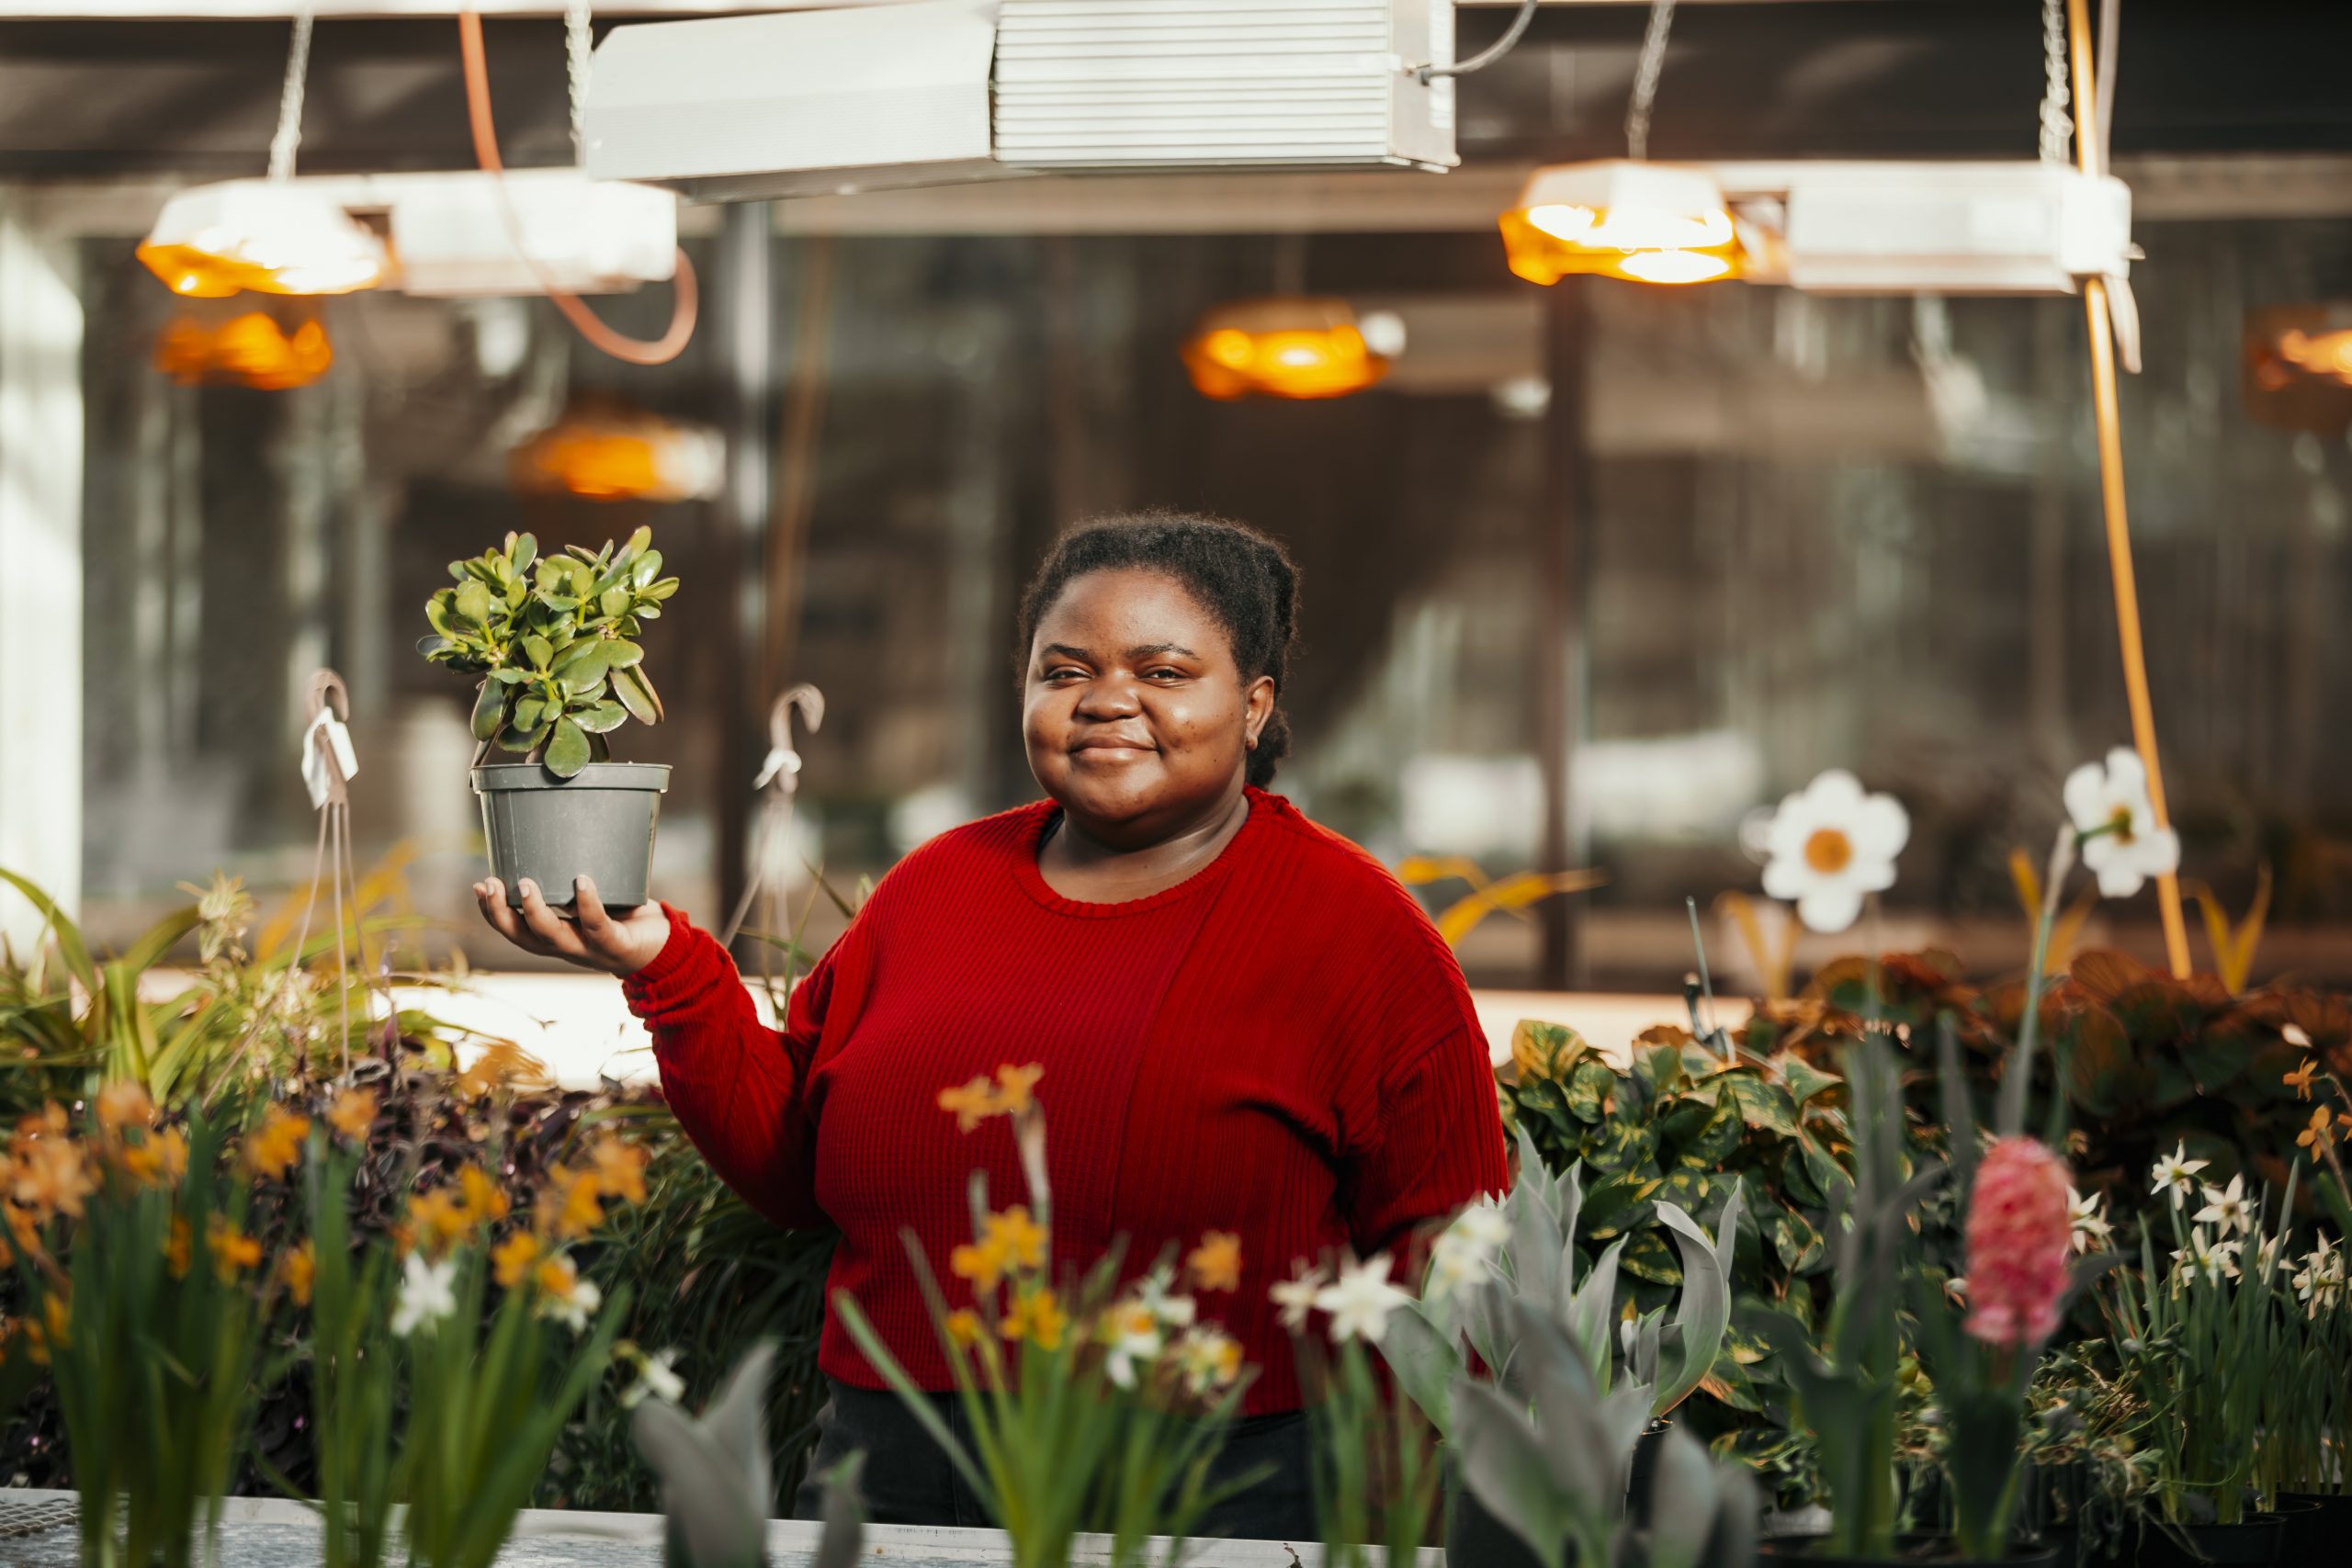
[511,405,723,502]
[1499,161,1744,288]
[139,180,389,299]
[1180,298,1406,401]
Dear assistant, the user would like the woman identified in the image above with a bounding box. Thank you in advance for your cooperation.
[474,512,1508,1539]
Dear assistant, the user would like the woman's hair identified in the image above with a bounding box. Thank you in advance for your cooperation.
[1015,511,1302,788]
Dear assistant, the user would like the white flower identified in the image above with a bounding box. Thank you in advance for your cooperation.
[1270,1261,1329,1335]
[1102,1301,1165,1391]
[1429,1201,1509,1298]
[2192,1174,2254,1237]
[537,1274,603,1332]
[1173,1325,1243,1395]
[1137,1268,1197,1332]
[1313,1254,1412,1346]
[2292,1235,2343,1317]
[2150,1144,2210,1209]
[391,1254,459,1337]
[2172,1228,2241,1290]
[2063,749,2181,898]
[1759,770,1910,933]
[620,1348,686,1409]
[2067,1188,2112,1255]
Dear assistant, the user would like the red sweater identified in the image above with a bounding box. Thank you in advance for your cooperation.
[623,787,1509,1414]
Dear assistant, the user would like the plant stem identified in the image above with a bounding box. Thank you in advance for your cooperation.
[2002,825,2075,1137]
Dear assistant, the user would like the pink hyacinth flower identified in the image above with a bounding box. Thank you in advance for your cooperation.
[1962,1136,2075,1349]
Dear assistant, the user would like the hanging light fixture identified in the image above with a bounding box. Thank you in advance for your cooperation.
[1180,298,1406,401]
[138,7,387,299]
[1498,0,1739,288]
[511,401,724,502]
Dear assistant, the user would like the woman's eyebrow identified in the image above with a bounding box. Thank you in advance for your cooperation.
[1127,642,1198,660]
[1040,642,1091,660]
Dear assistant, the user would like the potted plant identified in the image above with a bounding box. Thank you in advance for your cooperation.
[420,528,676,910]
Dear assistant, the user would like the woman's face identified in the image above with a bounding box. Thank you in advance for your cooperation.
[1023,567,1275,840]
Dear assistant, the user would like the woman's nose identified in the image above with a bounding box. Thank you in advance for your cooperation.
[1074,674,1141,716]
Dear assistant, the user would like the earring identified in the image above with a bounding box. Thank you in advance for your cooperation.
[1246,736,1258,750]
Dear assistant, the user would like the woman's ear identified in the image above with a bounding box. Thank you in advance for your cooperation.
[1243,674,1277,746]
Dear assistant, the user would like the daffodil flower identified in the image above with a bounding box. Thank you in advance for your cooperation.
[1102,1301,1164,1391]
[2191,1174,2254,1237]
[2066,1187,2112,1255]
[1759,769,1911,934]
[621,1347,686,1408]
[2062,748,2181,897]
[392,1254,459,1337]
[2292,1235,2343,1317]
[1312,1254,1411,1345]
[2150,1144,2209,1208]
[1270,1260,1329,1335]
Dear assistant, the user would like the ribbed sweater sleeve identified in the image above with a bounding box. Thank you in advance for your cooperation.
[622,904,832,1231]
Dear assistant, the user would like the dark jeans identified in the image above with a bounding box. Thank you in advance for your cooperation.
[791,1377,1318,1543]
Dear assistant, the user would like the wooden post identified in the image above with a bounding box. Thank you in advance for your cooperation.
[1537,276,1592,991]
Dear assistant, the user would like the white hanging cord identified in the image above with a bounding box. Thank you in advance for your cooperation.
[266,4,316,183]
[720,685,826,962]
[2036,0,2074,166]
[1624,0,1679,162]
[1415,0,1539,84]
[565,0,594,164]
[2094,0,2121,174]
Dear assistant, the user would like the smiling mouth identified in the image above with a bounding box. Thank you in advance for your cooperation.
[1071,739,1156,757]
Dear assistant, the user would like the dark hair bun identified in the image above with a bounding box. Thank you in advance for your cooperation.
[1015,511,1302,788]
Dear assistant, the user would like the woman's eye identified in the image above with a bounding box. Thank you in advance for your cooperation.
[1144,668,1183,682]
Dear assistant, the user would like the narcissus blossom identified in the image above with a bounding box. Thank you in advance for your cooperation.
[1962,1136,2073,1349]
[2063,748,2181,898]
[1313,1254,1411,1345]
[1759,769,1910,934]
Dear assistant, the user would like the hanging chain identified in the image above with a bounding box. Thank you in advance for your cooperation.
[1624,0,1679,162]
[2037,0,2074,164]
[566,0,594,164]
[266,3,315,183]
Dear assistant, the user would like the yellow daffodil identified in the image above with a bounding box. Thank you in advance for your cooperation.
[532,1254,603,1331]
[456,1041,548,1100]
[1175,1325,1244,1394]
[96,1080,157,1132]
[326,1089,379,1141]
[458,1164,511,1226]
[2283,1060,2320,1100]
[9,1131,94,1221]
[590,1136,649,1204]
[985,1206,1047,1273]
[280,1241,316,1307]
[492,1230,542,1289]
[536,1165,606,1241]
[992,1063,1045,1117]
[208,1216,264,1280]
[951,1235,1011,1294]
[1188,1230,1243,1292]
[2300,1106,2337,1155]
[945,1309,984,1348]
[937,1076,999,1133]
[1001,1287,1067,1351]
[244,1106,311,1179]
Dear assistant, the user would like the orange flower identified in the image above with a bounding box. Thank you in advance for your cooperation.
[244,1107,311,1179]
[9,1132,94,1221]
[492,1230,542,1289]
[1000,1286,1067,1351]
[992,1063,1045,1117]
[2284,1061,2321,1100]
[951,1237,1010,1295]
[96,1080,157,1132]
[152,1128,189,1184]
[459,1165,511,1226]
[326,1089,379,1142]
[945,1309,984,1348]
[534,1254,581,1299]
[456,1042,547,1100]
[1187,1230,1243,1293]
[938,1076,999,1133]
[409,1187,471,1252]
[280,1241,316,1307]
[590,1137,649,1205]
[165,1215,193,1279]
[984,1206,1047,1273]
[537,1165,606,1241]
[208,1216,264,1279]
[2300,1106,2337,1155]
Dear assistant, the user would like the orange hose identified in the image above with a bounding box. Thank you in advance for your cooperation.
[2066,0,2191,979]
[457,9,696,367]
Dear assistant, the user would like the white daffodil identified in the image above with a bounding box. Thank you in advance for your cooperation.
[1137,1267,1197,1332]
[1313,1254,1412,1346]
[1429,1201,1509,1299]
[1759,769,1911,934]
[2066,1187,2113,1255]
[1102,1301,1165,1391]
[2293,1240,2344,1318]
[620,1348,686,1409]
[2192,1174,2255,1237]
[537,1273,603,1332]
[2173,1228,2241,1290]
[1270,1261,1329,1335]
[2063,748,2182,898]
[391,1254,459,1337]
[2150,1144,2210,1209]
[1173,1325,1244,1395]
[2249,1233,2286,1282]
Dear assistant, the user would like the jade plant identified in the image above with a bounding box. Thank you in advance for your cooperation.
[418,528,675,778]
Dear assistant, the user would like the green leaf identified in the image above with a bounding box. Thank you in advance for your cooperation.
[556,639,612,687]
[612,664,664,725]
[604,638,645,669]
[1565,1058,1614,1122]
[633,548,663,587]
[496,721,551,754]
[625,525,653,557]
[598,587,631,620]
[574,701,628,735]
[454,580,493,627]
[510,532,537,571]
[1777,1054,1842,1109]
[514,695,548,733]
[1714,1072,1800,1137]
[642,577,681,602]
[425,594,457,637]
[523,635,553,671]
[469,681,507,742]
[417,633,454,658]
[545,717,591,778]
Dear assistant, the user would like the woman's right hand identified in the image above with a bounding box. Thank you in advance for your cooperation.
[472,875,673,976]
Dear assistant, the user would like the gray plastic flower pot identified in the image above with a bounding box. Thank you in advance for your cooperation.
[472,762,670,912]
